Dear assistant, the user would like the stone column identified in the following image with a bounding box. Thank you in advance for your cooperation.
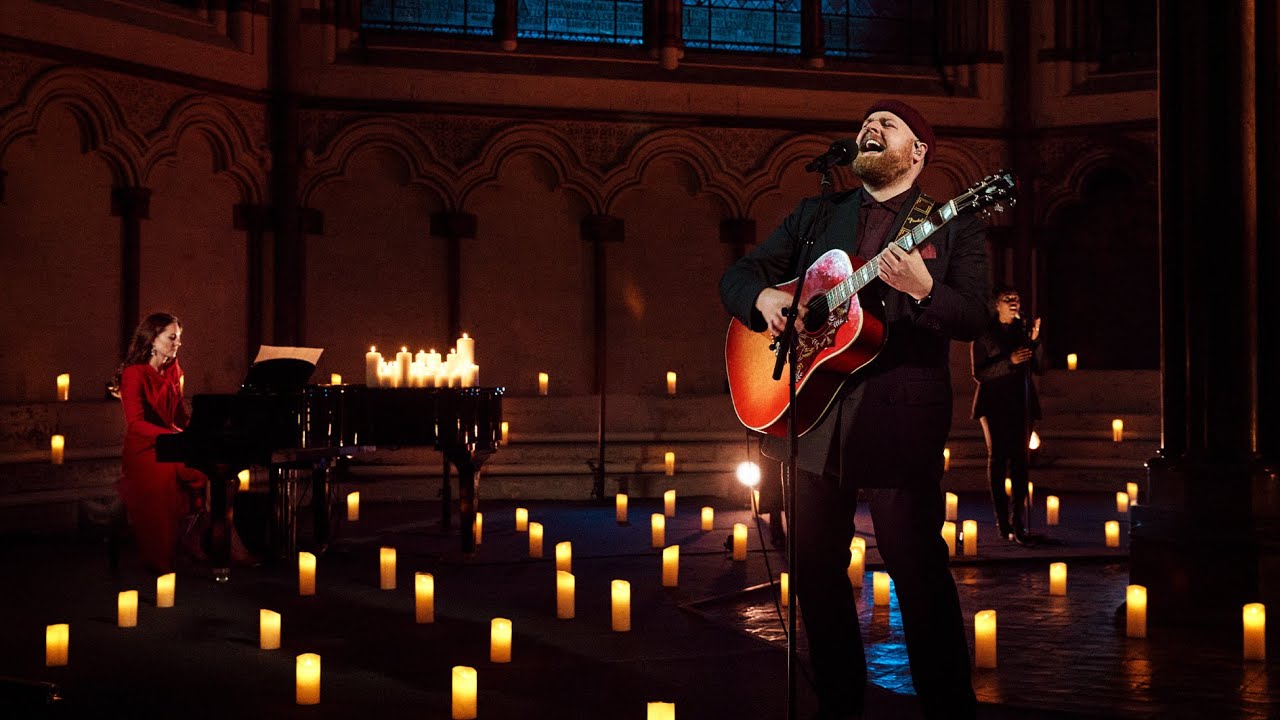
[234,204,270,364]
[582,214,623,499]
[800,0,824,69]
[494,0,518,52]
[430,211,477,342]
[111,187,150,355]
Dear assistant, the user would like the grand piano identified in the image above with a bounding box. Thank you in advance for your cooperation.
[157,357,502,580]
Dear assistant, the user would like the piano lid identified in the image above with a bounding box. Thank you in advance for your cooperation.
[241,345,324,393]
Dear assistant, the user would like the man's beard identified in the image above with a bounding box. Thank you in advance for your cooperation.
[852,141,912,187]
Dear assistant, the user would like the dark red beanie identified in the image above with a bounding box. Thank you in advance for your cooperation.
[865,99,935,165]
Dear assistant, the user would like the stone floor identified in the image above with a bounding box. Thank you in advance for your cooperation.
[0,490,1273,719]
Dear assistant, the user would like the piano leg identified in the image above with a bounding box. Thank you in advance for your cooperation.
[440,456,452,531]
[312,458,331,551]
[208,467,231,582]
[447,448,494,554]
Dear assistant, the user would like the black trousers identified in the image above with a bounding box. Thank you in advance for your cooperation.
[980,413,1031,529]
[792,469,977,719]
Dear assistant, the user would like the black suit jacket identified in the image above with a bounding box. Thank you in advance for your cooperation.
[720,186,991,487]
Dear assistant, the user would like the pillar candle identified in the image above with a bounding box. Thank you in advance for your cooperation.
[1067,352,1078,370]
[156,572,175,608]
[850,536,866,554]
[365,346,381,386]
[1116,491,1130,513]
[528,522,544,558]
[260,609,281,649]
[942,521,957,557]
[396,347,412,387]
[873,571,891,606]
[752,490,761,515]
[330,373,342,385]
[474,512,483,544]
[516,507,528,532]
[380,547,396,590]
[556,570,575,619]
[1112,418,1124,442]
[45,624,68,667]
[296,653,320,705]
[962,520,978,556]
[1244,603,1266,661]
[50,434,64,465]
[118,590,138,628]
[612,580,631,632]
[1049,562,1067,596]
[238,469,250,492]
[616,493,628,524]
[490,618,512,663]
[299,552,316,596]
[1046,495,1060,526]
[664,451,675,476]
[457,333,475,366]
[555,541,572,573]
[415,572,434,623]
[701,506,714,531]
[732,523,747,561]
[974,610,997,668]
[1106,520,1120,548]
[1004,477,1012,497]
[452,666,477,719]
[347,491,360,521]
[1127,481,1140,505]
[56,373,70,401]
[943,446,950,472]
[648,702,676,720]
[500,421,509,446]
[666,371,677,395]
[780,572,789,607]
[1126,584,1147,638]
[537,372,549,396]
[651,513,665,548]
[662,545,679,587]
[848,547,865,587]
[664,489,676,517]
[1027,481,1035,504]
[945,492,958,522]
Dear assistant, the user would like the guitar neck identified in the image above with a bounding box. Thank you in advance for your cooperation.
[827,200,960,308]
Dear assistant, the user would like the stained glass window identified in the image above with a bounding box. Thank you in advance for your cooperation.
[518,0,644,45]
[821,0,935,62]
[682,0,803,54]
[362,0,495,36]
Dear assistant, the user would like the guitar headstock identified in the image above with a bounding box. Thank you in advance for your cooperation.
[958,169,1018,219]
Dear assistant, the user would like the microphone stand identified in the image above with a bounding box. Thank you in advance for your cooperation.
[773,167,837,720]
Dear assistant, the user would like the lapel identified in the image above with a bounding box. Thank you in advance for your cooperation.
[879,186,923,253]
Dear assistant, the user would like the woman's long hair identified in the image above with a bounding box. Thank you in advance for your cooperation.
[108,312,182,397]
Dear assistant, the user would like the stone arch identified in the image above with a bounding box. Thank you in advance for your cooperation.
[301,117,454,208]
[602,128,744,218]
[457,122,600,213]
[920,141,994,202]
[142,95,268,204]
[742,133,835,219]
[0,66,144,186]
[1038,139,1156,229]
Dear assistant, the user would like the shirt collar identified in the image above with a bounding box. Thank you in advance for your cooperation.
[860,185,914,212]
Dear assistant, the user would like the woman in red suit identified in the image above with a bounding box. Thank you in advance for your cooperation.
[111,312,209,574]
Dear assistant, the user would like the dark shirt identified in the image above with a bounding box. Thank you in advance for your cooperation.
[856,186,914,260]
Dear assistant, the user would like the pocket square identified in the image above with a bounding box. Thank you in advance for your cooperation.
[919,244,937,259]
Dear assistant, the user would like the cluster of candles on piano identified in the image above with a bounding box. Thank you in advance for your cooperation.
[364,334,478,388]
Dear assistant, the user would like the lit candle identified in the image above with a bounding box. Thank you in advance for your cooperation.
[752,489,761,514]
[873,571,891,606]
[1029,431,1041,450]
[780,572,789,606]
[733,522,747,561]
[56,373,70,401]
[415,572,434,623]
[538,372,549,396]
[942,521,956,557]
[616,493,628,524]
[396,347,412,387]
[1027,481,1035,503]
[556,541,572,573]
[945,492,958,522]
[666,371,677,395]
[380,547,396,590]
[1004,477,1012,497]
[1244,603,1266,661]
[662,545,679,587]
[651,513,666,548]
[515,507,528,532]
[1067,353,1078,370]
[50,434,64,465]
[974,610,997,668]
[664,451,675,477]
[1106,520,1120,548]
[1112,418,1124,443]
[490,618,512,663]
[1046,495,1060,526]
[452,666,477,719]
[45,624,68,667]
[848,547,865,587]
[156,572,175,608]
[1127,481,1140,505]
[962,520,978,556]
[330,372,342,385]
[943,446,950,471]
[1049,562,1067,596]
[179,375,184,394]
[118,590,138,628]
[500,421,509,446]
[296,653,321,705]
[528,522,544,558]
[346,491,359,521]
[474,512,483,544]
[664,489,676,517]
[238,469,250,492]
[1116,491,1130,513]
[701,506,714,531]
[299,552,316,596]
[612,580,631,632]
[457,333,475,367]
[648,702,676,720]
[1127,584,1147,638]
[850,536,866,554]
[260,609,281,649]
[557,570,575,619]
[365,346,381,386]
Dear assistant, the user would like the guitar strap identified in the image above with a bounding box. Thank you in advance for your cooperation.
[893,192,936,246]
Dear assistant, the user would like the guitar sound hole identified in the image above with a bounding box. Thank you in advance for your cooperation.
[804,298,829,332]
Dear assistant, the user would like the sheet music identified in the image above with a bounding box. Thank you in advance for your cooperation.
[253,345,324,365]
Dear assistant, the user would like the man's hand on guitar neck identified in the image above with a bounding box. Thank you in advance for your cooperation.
[756,287,808,336]
[878,245,935,301]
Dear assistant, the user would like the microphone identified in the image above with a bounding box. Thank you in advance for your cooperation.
[804,138,857,173]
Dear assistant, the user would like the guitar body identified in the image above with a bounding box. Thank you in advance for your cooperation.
[725,249,886,437]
